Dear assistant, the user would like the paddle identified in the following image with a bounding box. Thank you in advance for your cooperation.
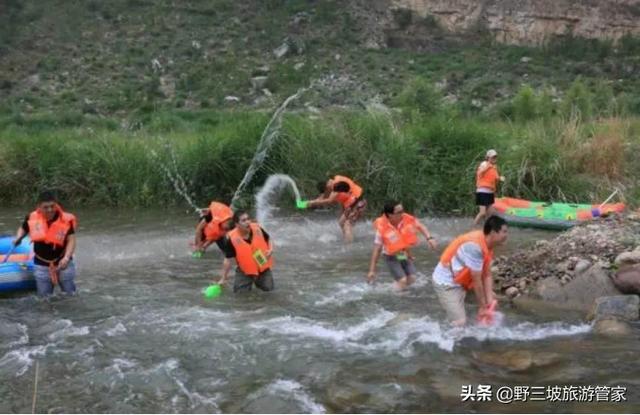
[1,242,17,264]
[598,188,619,209]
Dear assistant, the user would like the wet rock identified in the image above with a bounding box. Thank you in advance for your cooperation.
[593,318,633,337]
[586,295,639,321]
[612,264,640,294]
[614,248,640,267]
[505,286,519,298]
[326,383,370,411]
[574,259,591,274]
[472,350,562,372]
[559,264,622,309]
[535,277,566,302]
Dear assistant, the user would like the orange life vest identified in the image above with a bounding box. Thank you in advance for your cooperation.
[439,230,492,291]
[476,162,499,192]
[228,223,273,276]
[333,175,363,209]
[373,213,419,255]
[203,202,233,241]
[28,205,77,248]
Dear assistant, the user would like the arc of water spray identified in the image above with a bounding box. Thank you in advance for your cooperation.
[150,141,202,216]
[255,174,303,224]
[230,84,310,209]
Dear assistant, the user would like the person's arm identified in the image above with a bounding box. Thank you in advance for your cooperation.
[261,227,273,257]
[415,220,437,250]
[58,234,76,270]
[482,268,495,305]
[14,227,27,246]
[367,244,383,284]
[194,219,207,250]
[477,161,491,176]
[307,192,339,208]
[471,270,487,309]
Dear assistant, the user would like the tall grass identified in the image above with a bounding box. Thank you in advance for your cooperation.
[0,110,637,214]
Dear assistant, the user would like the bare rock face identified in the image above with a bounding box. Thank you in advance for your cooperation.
[390,0,640,45]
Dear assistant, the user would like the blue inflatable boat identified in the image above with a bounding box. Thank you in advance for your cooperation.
[0,235,35,293]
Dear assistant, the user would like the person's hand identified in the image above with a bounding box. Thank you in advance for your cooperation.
[366,271,376,284]
[296,200,309,209]
[217,276,229,286]
[427,238,438,250]
[58,256,70,270]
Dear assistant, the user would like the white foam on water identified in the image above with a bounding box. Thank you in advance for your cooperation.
[251,379,326,414]
[0,344,50,376]
[3,323,29,348]
[313,281,389,306]
[47,319,90,341]
[249,310,395,345]
[105,322,128,337]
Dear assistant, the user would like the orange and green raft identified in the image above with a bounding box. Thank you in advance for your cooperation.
[493,197,625,230]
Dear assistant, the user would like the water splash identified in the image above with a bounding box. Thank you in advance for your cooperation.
[230,86,308,209]
[255,174,302,224]
[150,141,202,215]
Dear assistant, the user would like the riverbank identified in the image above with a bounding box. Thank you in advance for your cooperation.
[495,212,640,330]
[1,110,638,215]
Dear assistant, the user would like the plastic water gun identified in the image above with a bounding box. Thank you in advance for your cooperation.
[296,200,309,209]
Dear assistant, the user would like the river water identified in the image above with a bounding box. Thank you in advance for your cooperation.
[0,208,638,413]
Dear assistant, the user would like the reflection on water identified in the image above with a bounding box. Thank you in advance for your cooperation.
[1,209,638,413]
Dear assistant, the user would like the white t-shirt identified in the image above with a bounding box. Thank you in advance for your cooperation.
[432,241,484,287]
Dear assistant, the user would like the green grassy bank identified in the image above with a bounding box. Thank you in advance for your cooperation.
[1,109,637,215]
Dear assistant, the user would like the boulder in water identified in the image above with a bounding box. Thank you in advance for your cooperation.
[593,318,633,337]
[586,295,639,321]
[612,263,640,294]
[614,247,640,267]
[472,350,562,372]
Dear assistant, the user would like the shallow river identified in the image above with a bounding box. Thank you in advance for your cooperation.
[1,208,638,413]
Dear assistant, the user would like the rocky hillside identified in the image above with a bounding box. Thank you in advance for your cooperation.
[1,0,639,116]
[391,0,640,45]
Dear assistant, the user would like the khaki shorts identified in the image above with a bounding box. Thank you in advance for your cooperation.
[433,283,467,323]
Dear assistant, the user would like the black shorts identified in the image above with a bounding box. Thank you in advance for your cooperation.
[475,192,495,207]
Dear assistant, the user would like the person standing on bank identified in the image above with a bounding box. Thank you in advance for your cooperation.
[367,201,437,291]
[432,215,508,326]
[217,210,274,293]
[12,191,78,297]
[473,149,505,226]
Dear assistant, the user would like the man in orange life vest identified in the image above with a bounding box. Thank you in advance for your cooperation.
[217,210,274,293]
[299,175,367,243]
[12,191,78,297]
[367,200,437,291]
[474,149,506,226]
[192,201,234,257]
[432,215,508,326]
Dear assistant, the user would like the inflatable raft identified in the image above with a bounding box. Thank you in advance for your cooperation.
[493,197,625,231]
[0,235,35,293]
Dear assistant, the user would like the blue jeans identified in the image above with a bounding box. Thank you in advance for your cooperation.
[33,261,77,297]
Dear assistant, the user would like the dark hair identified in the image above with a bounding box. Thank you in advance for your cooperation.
[483,215,507,235]
[37,190,57,204]
[383,200,400,216]
[233,210,249,224]
[316,180,328,194]
[333,181,350,193]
